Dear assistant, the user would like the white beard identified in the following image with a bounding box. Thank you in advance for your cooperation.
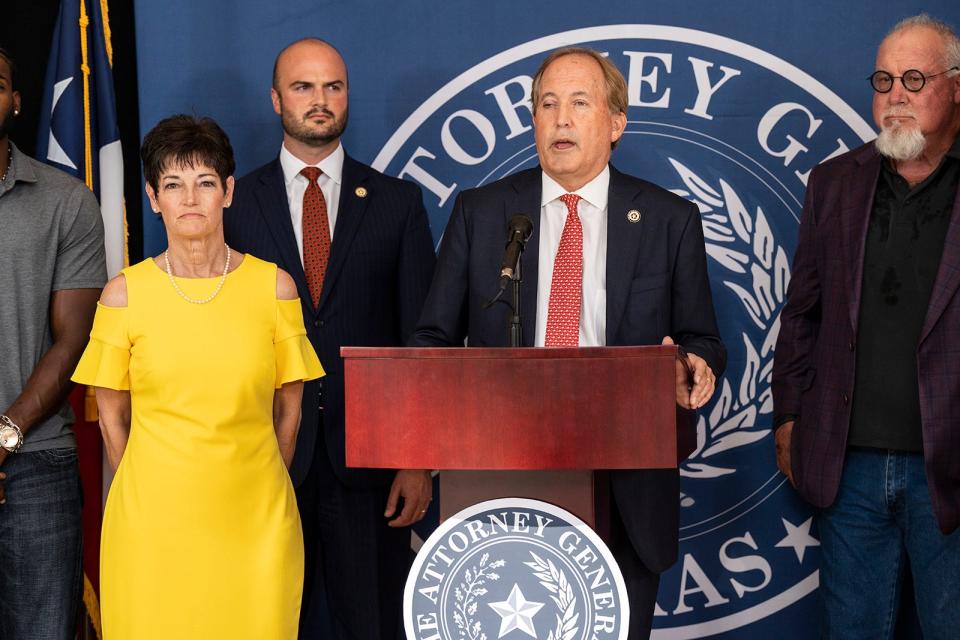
[875,123,926,161]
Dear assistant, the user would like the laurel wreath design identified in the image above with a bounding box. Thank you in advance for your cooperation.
[667,158,789,505]
[453,553,505,640]
[524,552,579,640]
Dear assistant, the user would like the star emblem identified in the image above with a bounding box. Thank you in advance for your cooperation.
[46,77,79,170]
[775,516,820,563]
[488,583,545,639]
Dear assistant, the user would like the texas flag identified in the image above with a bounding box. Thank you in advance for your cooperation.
[36,0,125,277]
[35,2,125,636]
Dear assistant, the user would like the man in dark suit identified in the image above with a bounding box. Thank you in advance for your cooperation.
[772,15,960,638]
[411,47,725,639]
[225,38,436,639]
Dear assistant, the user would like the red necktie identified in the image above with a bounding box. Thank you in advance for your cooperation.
[300,166,330,308]
[545,193,583,347]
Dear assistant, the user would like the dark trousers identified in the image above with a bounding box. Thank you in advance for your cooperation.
[607,494,661,640]
[0,448,83,640]
[296,425,410,640]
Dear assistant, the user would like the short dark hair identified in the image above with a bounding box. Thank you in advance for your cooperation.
[140,115,235,192]
[0,47,17,90]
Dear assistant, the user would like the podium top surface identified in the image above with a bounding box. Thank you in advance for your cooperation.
[341,345,675,359]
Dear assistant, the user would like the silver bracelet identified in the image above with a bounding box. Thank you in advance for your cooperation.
[0,414,24,453]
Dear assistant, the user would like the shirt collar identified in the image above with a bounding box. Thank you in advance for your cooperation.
[881,134,960,171]
[540,165,610,210]
[881,134,960,178]
[279,142,344,186]
[0,142,37,196]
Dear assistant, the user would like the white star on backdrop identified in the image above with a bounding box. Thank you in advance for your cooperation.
[487,583,545,639]
[775,516,820,563]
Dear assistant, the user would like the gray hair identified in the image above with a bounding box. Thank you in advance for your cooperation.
[887,14,960,73]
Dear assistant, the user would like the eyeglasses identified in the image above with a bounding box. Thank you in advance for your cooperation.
[869,67,959,93]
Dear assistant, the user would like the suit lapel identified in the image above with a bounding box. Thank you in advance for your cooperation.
[254,160,312,305]
[318,155,371,310]
[920,185,960,344]
[511,169,543,346]
[842,148,881,331]
[605,166,644,342]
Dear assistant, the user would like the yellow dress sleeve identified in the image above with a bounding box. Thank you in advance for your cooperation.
[275,299,324,388]
[72,303,131,390]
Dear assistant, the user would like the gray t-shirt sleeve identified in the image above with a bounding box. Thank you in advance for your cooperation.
[53,184,107,291]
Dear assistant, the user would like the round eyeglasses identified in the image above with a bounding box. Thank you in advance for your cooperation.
[869,67,959,93]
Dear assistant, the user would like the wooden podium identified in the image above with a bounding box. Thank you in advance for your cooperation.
[342,346,686,535]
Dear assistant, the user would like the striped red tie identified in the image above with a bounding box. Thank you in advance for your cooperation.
[545,193,582,347]
[300,166,330,308]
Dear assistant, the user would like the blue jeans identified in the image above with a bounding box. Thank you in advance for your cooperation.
[0,448,83,640]
[818,447,960,640]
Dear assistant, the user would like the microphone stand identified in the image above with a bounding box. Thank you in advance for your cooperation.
[509,259,522,348]
[483,243,526,347]
[484,214,533,347]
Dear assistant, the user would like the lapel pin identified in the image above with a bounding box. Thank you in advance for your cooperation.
[627,209,641,223]
[355,186,368,198]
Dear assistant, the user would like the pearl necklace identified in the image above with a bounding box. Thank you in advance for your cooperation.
[164,244,231,304]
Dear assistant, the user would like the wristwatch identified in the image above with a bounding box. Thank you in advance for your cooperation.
[0,415,23,453]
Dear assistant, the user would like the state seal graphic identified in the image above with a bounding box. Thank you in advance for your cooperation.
[379,26,876,637]
[405,498,630,640]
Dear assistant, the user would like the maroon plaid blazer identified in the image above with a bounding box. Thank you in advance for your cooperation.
[773,141,960,535]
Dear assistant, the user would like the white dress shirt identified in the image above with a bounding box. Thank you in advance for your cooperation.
[279,142,344,265]
[535,167,609,347]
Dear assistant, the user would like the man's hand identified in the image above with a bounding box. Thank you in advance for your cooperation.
[662,336,717,409]
[775,421,795,486]
[0,448,8,505]
[384,469,432,528]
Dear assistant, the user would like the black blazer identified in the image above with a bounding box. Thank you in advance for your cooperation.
[411,165,726,572]
[226,153,436,489]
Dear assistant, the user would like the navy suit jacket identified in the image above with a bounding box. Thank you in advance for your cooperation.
[411,165,726,572]
[225,153,436,489]
[773,141,960,534]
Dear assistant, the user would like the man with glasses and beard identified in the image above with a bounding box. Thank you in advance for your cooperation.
[225,38,436,639]
[773,14,960,638]
[0,48,106,639]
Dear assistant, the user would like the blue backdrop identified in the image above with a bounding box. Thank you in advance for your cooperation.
[134,2,960,637]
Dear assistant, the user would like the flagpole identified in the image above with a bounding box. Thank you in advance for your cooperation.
[38,1,127,636]
[79,0,94,190]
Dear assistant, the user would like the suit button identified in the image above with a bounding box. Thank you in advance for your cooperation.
[848,340,855,352]
[842,393,849,405]
[314,319,324,328]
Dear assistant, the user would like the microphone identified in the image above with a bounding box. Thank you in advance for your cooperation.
[498,215,534,289]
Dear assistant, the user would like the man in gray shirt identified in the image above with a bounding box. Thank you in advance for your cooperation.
[0,48,106,639]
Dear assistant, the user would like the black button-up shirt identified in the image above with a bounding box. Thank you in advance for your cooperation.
[848,138,960,452]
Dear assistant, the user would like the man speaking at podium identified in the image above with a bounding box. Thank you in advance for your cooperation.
[411,47,726,638]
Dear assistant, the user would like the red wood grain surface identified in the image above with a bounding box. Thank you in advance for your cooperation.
[343,346,678,470]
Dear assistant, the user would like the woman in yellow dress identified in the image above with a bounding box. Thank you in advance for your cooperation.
[72,115,323,639]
